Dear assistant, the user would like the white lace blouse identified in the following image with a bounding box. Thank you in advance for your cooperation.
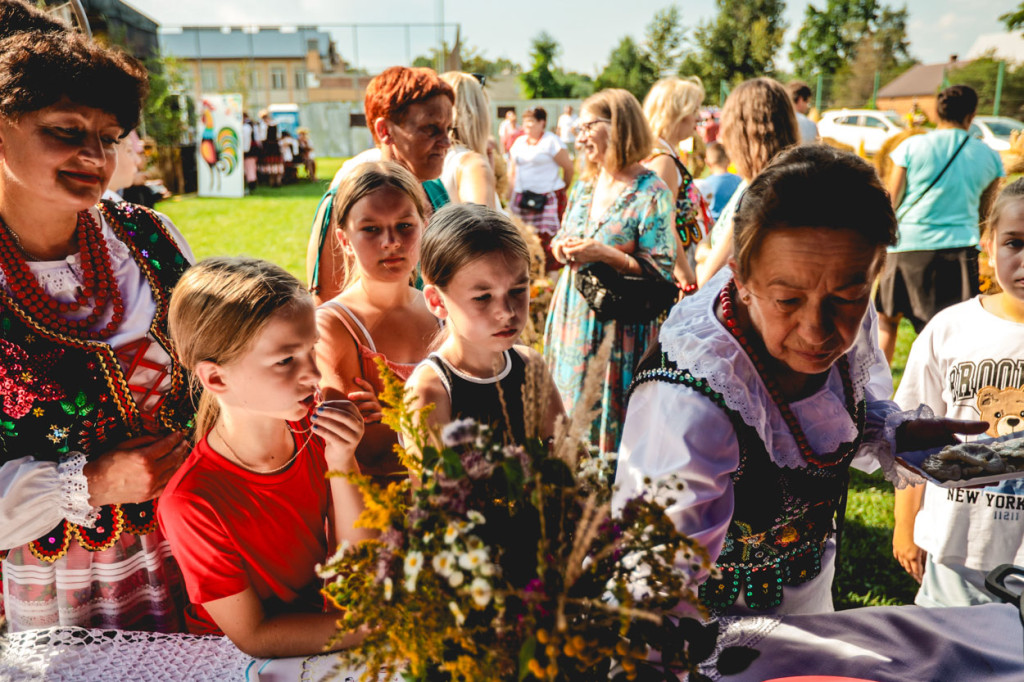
[0,208,194,548]
[613,269,909,614]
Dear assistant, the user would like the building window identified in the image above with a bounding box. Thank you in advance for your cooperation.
[222,65,241,90]
[200,65,218,92]
[179,69,195,94]
[294,68,306,90]
[249,69,262,90]
[271,67,287,91]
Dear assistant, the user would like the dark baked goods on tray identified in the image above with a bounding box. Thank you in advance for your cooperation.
[921,439,1024,482]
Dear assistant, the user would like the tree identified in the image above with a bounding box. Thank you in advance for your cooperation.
[143,54,189,148]
[594,36,660,101]
[1002,3,1024,33]
[789,0,912,105]
[519,32,569,99]
[645,5,684,77]
[560,71,596,98]
[412,41,520,78]
[951,55,1024,118]
[677,0,787,101]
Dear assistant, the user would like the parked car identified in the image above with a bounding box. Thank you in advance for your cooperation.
[970,115,1024,152]
[817,109,906,154]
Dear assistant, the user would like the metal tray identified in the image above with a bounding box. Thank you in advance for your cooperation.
[896,431,1024,488]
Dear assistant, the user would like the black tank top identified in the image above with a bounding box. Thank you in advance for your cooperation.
[426,350,528,446]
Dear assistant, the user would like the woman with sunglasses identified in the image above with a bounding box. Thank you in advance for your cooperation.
[544,89,674,456]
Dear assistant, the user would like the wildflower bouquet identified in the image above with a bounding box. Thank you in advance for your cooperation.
[318,341,757,681]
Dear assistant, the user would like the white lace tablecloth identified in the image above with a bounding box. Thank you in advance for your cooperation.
[699,603,1024,681]
[0,628,252,681]
[4,604,1023,681]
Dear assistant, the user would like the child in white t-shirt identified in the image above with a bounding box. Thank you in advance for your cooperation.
[893,178,1024,606]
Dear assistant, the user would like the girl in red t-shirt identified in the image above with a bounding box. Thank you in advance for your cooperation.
[160,257,372,657]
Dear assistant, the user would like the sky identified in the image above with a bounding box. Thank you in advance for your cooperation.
[131,0,1013,76]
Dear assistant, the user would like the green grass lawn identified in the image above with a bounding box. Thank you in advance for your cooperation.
[161,158,343,277]
[158,162,922,610]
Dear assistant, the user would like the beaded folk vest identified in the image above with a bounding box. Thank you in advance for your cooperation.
[631,349,865,614]
[0,202,194,562]
[646,149,707,250]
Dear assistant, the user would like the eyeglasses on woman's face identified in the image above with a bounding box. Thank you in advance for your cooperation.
[573,118,610,137]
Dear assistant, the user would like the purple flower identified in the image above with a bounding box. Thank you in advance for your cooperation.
[430,475,471,514]
[524,578,546,595]
[441,418,480,447]
[461,451,496,480]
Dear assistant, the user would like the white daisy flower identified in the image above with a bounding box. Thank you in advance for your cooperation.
[404,551,424,577]
[469,577,492,608]
[432,551,457,577]
[448,570,465,588]
[458,548,488,571]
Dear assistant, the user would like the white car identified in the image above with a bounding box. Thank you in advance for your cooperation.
[970,116,1024,152]
[817,109,906,154]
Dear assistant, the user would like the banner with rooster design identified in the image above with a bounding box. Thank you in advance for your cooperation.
[196,94,243,198]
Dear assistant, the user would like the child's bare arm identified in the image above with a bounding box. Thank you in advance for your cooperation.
[893,484,926,583]
[204,587,367,658]
[402,364,452,459]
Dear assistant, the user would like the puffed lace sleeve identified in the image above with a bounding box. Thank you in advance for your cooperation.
[0,453,100,550]
[851,306,926,487]
[614,380,739,583]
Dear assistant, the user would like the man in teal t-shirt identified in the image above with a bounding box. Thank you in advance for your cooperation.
[875,85,1003,362]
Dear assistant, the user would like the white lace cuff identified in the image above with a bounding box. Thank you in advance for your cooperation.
[58,452,100,527]
[871,405,933,489]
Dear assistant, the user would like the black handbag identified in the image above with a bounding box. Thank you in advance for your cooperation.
[574,260,678,324]
[517,189,548,212]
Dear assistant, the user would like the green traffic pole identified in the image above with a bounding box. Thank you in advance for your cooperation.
[815,73,823,113]
[994,61,1005,116]
[870,70,880,109]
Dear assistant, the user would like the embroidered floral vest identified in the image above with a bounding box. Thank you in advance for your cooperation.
[631,349,865,614]
[0,201,194,562]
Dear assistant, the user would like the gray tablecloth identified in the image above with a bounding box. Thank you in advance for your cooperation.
[701,603,1024,681]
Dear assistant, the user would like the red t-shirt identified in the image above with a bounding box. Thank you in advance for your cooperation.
[157,420,330,635]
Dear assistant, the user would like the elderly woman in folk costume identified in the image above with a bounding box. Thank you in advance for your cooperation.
[0,27,195,631]
[615,145,987,617]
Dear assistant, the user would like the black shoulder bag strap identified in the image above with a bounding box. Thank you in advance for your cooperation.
[896,131,971,221]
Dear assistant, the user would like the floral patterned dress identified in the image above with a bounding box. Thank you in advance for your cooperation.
[543,170,674,454]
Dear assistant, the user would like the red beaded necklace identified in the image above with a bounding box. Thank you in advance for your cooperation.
[718,279,855,467]
[0,210,125,340]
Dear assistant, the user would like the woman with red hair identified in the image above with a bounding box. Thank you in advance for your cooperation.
[307,66,454,305]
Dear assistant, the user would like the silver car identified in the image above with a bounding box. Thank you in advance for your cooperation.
[970,115,1024,152]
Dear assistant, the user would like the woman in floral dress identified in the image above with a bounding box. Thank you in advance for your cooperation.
[544,89,674,454]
